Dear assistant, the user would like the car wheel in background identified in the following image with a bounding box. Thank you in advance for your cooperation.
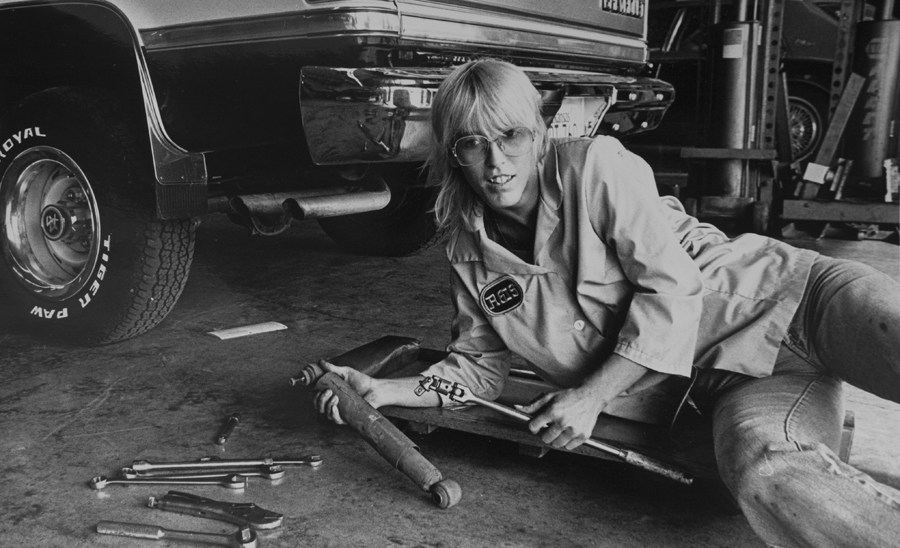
[787,81,830,163]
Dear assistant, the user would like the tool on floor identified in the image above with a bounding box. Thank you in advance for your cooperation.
[416,375,694,485]
[294,362,462,509]
[216,413,241,445]
[148,491,284,530]
[131,455,322,472]
[90,475,247,490]
[97,521,256,548]
[121,465,286,481]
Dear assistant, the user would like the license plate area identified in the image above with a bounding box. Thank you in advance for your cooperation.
[548,96,611,138]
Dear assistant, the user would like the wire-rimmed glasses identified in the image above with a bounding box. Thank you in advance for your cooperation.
[451,127,535,166]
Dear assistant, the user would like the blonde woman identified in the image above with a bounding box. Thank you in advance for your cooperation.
[316,59,900,547]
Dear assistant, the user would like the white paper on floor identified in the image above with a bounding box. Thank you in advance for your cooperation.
[207,321,288,340]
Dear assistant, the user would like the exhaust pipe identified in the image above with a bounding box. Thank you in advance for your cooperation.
[229,179,391,236]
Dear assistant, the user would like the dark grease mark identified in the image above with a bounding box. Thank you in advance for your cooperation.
[8,503,43,525]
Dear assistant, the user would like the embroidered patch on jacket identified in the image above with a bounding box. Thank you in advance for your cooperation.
[480,276,524,316]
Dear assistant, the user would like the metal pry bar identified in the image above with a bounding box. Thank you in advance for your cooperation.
[416,376,694,485]
[148,491,284,530]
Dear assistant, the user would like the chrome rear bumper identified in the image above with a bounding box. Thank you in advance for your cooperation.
[300,66,674,165]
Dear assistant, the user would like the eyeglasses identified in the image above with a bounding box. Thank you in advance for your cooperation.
[451,127,535,166]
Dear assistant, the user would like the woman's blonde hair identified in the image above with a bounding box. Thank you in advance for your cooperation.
[428,59,549,234]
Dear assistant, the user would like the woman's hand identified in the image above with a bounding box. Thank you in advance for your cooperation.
[518,354,649,450]
[516,387,607,450]
[313,359,378,425]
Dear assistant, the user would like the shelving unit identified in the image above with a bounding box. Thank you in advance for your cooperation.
[642,0,898,234]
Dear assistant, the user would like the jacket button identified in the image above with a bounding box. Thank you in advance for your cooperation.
[574,320,585,331]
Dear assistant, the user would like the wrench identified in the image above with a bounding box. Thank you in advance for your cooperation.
[416,376,694,485]
[148,491,283,530]
[97,521,256,548]
[90,475,247,490]
[121,465,286,481]
[131,455,322,472]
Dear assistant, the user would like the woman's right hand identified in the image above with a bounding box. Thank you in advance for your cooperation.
[313,359,378,425]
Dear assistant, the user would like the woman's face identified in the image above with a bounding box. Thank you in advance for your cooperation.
[455,127,540,216]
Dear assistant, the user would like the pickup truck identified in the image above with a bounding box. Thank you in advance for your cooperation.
[0,0,673,344]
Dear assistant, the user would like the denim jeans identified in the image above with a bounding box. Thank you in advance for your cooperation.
[691,255,900,548]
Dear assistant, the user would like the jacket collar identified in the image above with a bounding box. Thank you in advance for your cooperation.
[533,142,561,263]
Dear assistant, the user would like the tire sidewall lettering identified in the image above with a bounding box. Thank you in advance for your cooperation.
[26,233,112,321]
[0,127,46,160]
[0,123,108,323]
[0,89,193,344]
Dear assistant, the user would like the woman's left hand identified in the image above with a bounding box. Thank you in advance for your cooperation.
[516,387,606,450]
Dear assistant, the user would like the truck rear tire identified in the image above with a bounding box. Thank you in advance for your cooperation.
[317,166,444,257]
[0,88,195,345]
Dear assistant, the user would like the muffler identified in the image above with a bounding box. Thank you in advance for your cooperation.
[229,179,391,236]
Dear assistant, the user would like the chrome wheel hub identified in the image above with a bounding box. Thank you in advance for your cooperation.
[2,147,101,300]
[41,204,68,241]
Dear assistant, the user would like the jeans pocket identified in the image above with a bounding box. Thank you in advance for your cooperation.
[783,375,843,450]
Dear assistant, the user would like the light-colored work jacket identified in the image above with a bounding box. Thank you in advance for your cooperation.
[422,136,817,424]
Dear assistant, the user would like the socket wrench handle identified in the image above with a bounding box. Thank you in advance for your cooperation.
[417,376,694,485]
[461,392,634,461]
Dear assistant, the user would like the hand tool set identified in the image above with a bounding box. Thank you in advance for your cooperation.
[96,490,283,547]
[92,455,318,545]
[90,454,322,490]
[96,490,284,547]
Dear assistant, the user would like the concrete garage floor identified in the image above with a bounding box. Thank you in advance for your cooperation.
[1,215,898,548]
